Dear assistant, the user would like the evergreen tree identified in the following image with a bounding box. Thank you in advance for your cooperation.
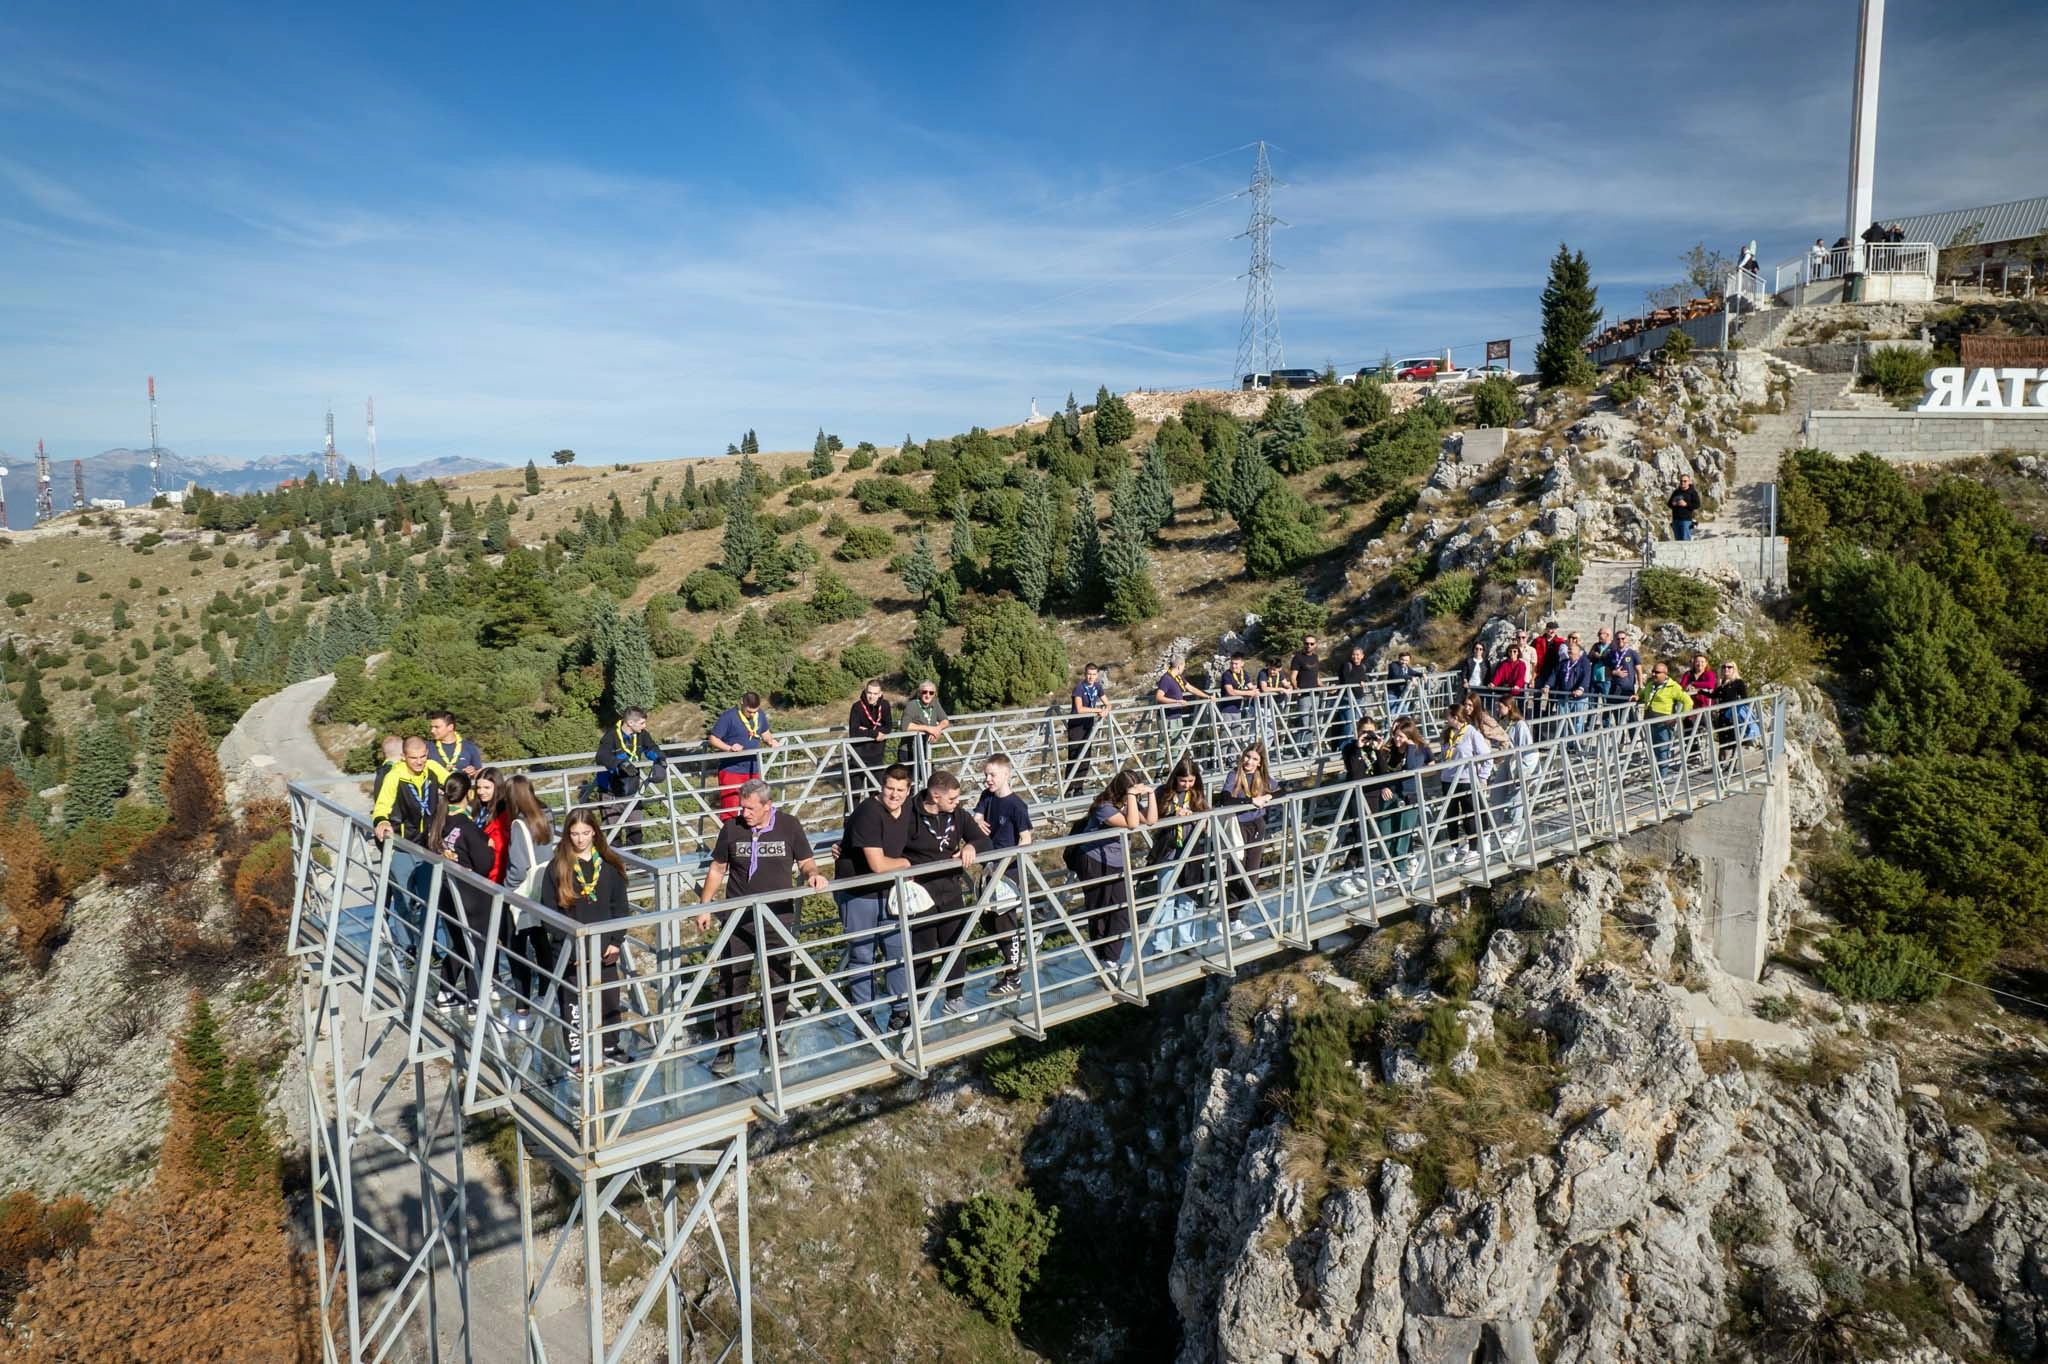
[1241,481,1326,578]
[161,712,224,841]
[524,459,541,496]
[1135,440,1175,538]
[1102,473,1161,624]
[1015,475,1055,612]
[902,532,940,601]
[948,494,977,569]
[809,429,834,478]
[683,464,700,507]
[1535,242,1599,389]
[608,613,657,716]
[1092,385,1136,446]
[741,429,760,455]
[690,627,750,717]
[1062,393,1082,439]
[1259,394,1319,473]
[1222,429,1273,525]
[734,453,761,505]
[16,662,51,760]
[64,719,133,830]
[721,499,761,579]
[1062,497,1104,612]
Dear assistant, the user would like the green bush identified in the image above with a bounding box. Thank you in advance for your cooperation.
[838,639,894,681]
[945,600,1067,709]
[1814,929,1944,1003]
[1658,328,1694,366]
[5,591,30,609]
[981,1041,1081,1102]
[834,525,896,562]
[1414,1002,1467,1067]
[779,656,855,708]
[1350,410,1443,500]
[1609,373,1650,405]
[680,568,742,612]
[822,512,852,538]
[1287,1002,1381,1162]
[1241,482,1324,578]
[941,1189,1058,1332]
[808,568,869,623]
[1635,566,1718,630]
[1469,375,1521,429]
[850,475,929,517]
[1548,541,1583,596]
[1864,344,1932,401]
[653,659,693,705]
[1423,570,1475,618]
[1254,582,1328,652]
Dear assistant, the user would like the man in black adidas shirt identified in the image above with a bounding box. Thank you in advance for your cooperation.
[696,778,828,1076]
[902,770,986,1020]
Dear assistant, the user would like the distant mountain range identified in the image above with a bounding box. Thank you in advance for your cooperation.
[0,447,499,522]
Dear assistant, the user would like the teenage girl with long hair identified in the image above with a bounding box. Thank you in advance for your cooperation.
[431,772,497,1011]
[497,774,555,1031]
[539,808,632,1064]
[1217,741,1273,939]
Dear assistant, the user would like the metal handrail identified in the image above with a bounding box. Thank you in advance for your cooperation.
[290,688,1784,1164]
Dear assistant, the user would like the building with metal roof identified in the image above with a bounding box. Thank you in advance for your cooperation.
[1889,194,2048,249]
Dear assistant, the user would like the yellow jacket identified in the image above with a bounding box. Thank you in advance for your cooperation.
[1639,679,1694,717]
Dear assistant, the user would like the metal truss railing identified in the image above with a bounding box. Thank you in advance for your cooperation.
[293,681,1780,1362]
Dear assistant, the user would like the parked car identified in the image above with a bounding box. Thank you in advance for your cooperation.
[1349,365,1393,385]
[1393,357,1441,381]
[1269,367,1323,389]
[1241,372,1272,391]
[1471,363,1520,381]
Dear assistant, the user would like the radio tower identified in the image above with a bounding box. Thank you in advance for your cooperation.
[365,396,378,480]
[72,460,85,511]
[1232,141,1286,384]
[35,441,53,523]
[147,376,163,497]
[324,403,338,484]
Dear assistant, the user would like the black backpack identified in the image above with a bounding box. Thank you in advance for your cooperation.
[1060,812,1095,875]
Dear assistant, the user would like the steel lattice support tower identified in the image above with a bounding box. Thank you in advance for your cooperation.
[34,441,53,523]
[72,460,84,511]
[1233,141,1286,384]
[147,376,162,497]
[365,396,378,480]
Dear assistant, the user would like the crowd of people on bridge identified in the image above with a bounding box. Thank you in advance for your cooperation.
[362,629,1760,1069]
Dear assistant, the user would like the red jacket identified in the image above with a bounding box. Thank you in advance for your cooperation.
[1679,668,1719,708]
[1490,657,1528,693]
[482,810,510,884]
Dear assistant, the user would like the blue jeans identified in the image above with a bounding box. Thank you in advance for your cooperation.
[1672,519,1694,541]
[1557,696,1588,741]
[838,891,910,1010]
[1651,718,1678,775]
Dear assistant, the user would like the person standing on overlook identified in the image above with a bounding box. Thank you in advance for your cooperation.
[707,692,776,819]
[846,680,893,795]
[1066,664,1110,796]
[1668,472,1702,541]
[898,681,950,768]
[427,711,482,778]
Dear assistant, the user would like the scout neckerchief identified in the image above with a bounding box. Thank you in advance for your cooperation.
[743,808,777,881]
[738,708,764,742]
[919,803,959,855]
[908,697,937,728]
[857,698,884,734]
[1227,662,1247,692]
[1077,679,1102,709]
[1166,786,1196,847]
[432,733,463,768]
[574,852,601,901]
[614,722,645,765]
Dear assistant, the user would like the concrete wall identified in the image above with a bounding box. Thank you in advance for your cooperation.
[1627,755,1790,982]
[1807,409,2048,459]
[1650,536,1788,591]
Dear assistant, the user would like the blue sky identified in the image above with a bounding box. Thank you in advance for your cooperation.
[2,0,2043,469]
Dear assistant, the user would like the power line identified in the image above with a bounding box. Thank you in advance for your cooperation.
[1232,141,1285,382]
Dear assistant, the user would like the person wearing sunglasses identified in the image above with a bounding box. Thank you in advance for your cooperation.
[898,680,951,767]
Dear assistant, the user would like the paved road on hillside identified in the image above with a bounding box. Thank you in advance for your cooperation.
[218,672,345,792]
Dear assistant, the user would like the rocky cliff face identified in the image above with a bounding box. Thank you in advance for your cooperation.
[1166,850,2048,1364]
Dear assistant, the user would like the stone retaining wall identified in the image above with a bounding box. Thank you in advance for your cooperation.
[1806,409,2048,459]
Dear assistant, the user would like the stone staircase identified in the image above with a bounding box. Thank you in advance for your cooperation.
[1556,557,1638,638]
[1723,369,1847,531]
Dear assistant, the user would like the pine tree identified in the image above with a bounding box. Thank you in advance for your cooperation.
[1223,428,1273,525]
[523,459,541,496]
[741,429,760,455]
[1062,496,1104,612]
[1063,393,1082,439]
[1135,440,1175,537]
[948,494,977,569]
[734,453,761,505]
[683,464,699,507]
[721,499,761,579]
[691,627,750,718]
[809,429,834,478]
[902,532,940,601]
[1535,242,1599,389]
[1102,473,1161,624]
[16,662,51,760]
[1260,394,1319,473]
[1092,385,1136,446]
[64,720,133,830]
[161,712,224,842]
[607,614,657,716]
[1015,475,1055,612]
[486,505,513,551]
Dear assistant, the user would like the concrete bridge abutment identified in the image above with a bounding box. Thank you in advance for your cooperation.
[1626,752,1790,982]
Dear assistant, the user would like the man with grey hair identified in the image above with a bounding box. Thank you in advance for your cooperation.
[695,777,828,1077]
[898,680,950,767]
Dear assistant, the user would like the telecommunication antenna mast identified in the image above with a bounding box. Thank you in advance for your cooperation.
[72,461,85,511]
[147,376,162,497]
[35,441,53,523]
[1232,141,1286,384]
[324,403,338,484]
[365,396,378,479]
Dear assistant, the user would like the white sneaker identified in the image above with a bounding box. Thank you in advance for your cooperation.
[1234,924,1257,943]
